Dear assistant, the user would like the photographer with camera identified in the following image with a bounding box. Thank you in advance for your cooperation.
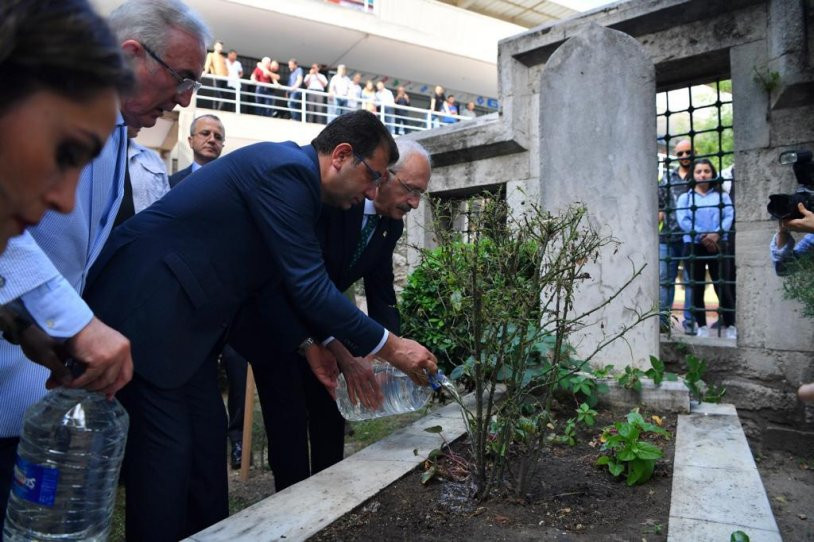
[767,150,814,403]
[769,202,814,276]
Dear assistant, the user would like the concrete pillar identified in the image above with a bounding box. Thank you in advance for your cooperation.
[538,22,658,369]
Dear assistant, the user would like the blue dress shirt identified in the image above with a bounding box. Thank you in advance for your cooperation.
[0,115,127,436]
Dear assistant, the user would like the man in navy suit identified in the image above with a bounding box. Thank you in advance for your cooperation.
[168,113,225,187]
[233,139,431,490]
[83,111,437,541]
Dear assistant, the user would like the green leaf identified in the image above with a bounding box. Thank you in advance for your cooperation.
[427,448,443,460]
[596,455,611,466]
[608,462,624,477]
[617,448,636,462]
[424,425,444,434]
[450,365,466,380]
[730,531,750,542]
[626,459,655,486]
[633,441,663,460]
[420,466,438,485]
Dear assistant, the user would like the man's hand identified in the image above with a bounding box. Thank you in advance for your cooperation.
[327,341,382,410]
[303,344,339,399]
[700,232,720,253]
[376,335,437,386]
[66,317,133,398]
[783,203,814,233]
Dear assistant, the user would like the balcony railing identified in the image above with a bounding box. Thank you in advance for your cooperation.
[194,75,470,135]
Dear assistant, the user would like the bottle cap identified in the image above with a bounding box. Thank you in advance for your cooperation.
[427,369,445,391]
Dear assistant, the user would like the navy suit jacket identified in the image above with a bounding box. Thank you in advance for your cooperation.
[168,164,193,188]
[229,202,402,360]
[84,141,384,388]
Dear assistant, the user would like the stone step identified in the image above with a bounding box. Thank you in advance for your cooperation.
[183,398,476,542]
[668,402,782,542]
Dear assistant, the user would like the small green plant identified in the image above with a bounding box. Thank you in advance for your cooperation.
[684,354,726,403]
[596,409,671,486]
[730,530,750,542]
[617,365,646,392]
[575,402,597,427]
[753,66,781,93]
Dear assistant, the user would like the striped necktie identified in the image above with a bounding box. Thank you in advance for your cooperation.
[349,214,379,269]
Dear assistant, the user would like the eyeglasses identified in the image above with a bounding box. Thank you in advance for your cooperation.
[675,150,692,157]
[353,152,384,185]
[390,172,425,199]
[141,43,202,95]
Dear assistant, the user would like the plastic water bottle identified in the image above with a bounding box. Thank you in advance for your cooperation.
[3,388,129,542]
[336,358,445,421]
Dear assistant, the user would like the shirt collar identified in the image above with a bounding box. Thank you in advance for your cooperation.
[363,198,377,216]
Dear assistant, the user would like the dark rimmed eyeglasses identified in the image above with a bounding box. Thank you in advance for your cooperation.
[353,152,384,185]
[675,150,692,157]
[141,43,202,95]
[389,171,425,199]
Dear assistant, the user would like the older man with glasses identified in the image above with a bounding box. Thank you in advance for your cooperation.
[234,138,432,491]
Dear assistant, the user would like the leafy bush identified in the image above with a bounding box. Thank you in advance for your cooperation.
[596,409,671,486]
[781,254,814,319]
[401,196,655,498]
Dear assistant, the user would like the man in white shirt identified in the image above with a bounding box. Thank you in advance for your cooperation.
[376,81,396,134]
[225,49,243,112]
[328,64,352,121]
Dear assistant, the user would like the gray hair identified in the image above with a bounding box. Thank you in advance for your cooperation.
[392,139,431,175]
[190,114,224,136]
[108,0,211,57]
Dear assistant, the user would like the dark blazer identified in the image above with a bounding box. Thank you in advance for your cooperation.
[84,141,384,389]
[319,203,402,332]
[229,202,402,360]
[168,164,193,188]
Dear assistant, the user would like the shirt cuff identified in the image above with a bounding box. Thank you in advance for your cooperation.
[770,233,794,263]
[321,336,336,346]
[20,276,94,338]
[367,329,389,357]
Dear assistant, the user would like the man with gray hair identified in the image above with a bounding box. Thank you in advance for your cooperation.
[0,0,210,537]
[232,138,432,490]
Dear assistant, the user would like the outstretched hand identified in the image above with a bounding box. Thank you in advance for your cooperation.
[66,317,133,399]
[327,340,382,410]
[303,343,339,399]
[377,335,437,386]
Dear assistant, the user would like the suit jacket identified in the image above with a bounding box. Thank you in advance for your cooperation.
[83,141,384,389]
[229,202,402,360]
[168,164,193,188]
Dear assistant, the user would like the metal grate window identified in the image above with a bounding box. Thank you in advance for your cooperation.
[657,79,735,339]
[433,186,506,243]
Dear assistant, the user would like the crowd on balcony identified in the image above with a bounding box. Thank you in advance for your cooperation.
[197,42,481,133]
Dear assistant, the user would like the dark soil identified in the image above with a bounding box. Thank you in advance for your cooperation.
[757,449,814,541]
[310,406,675,542]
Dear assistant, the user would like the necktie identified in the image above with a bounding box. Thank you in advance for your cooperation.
[349,214,379,269]
[113,141,135,227]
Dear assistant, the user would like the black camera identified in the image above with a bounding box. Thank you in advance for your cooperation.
[767,150,814,220]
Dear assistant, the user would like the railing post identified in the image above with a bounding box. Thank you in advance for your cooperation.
[300,90,307,123]
[235,85,241,115]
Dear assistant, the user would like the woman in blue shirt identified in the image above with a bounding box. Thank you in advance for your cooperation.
[676,159,735,337]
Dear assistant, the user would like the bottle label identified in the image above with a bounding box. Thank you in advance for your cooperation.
[11,456,59,507]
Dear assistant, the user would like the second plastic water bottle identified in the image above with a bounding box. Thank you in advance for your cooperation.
[336,358,444,421]
[3,388,129,542]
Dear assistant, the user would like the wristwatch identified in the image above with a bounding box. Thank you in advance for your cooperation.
[297,336,316,356]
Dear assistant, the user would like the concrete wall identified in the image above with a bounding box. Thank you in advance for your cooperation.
[407,0,814,450]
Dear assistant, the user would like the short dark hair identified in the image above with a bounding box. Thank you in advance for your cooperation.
[311,110,399,166]
[0,0,133,116]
